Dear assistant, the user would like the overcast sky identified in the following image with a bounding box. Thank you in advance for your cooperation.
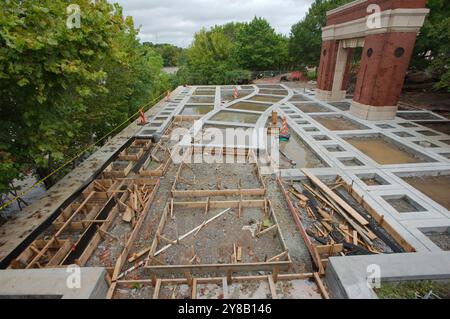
[110,0,314,48]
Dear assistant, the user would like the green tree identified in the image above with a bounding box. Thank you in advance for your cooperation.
[143,42,184,67]
[177,25,250,85]
[289,0,353,68]
[234,17,287,71]
[0,0,170,202]
[411,0,450,91]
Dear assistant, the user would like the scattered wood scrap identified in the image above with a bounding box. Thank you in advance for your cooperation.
[285,171,404,265]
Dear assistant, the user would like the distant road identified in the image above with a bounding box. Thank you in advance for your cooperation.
[162,67,179,74]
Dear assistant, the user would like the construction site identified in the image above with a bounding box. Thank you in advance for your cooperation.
[0,0,449,300]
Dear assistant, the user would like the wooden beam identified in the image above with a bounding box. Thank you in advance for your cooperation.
[256,224,277,237]
[154,208,231,256]
[267,250,289,262]
[267,275,278,299]
[313,272,330,299]
[152,279,162,299]
[191,278,197,299]
[146,261,291,275]
[302,170,368,226]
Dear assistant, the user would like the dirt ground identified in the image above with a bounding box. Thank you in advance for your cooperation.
[276,278,322,299]
[345,137,427,164]
[293,103,330,113]
[385,196,423,213]
[229,102,271,112]
[399,91,450,119]
[210,111,260,124]
[424,231,450,251]
[176,162,262,191]
[279,133,326,169]
[313,115,368,131]
[401,175,450,210]
[156,207,284,266]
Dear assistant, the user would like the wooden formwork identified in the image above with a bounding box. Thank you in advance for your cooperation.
[111,272,324,299]
[139,138,172,177]
[171,146,266,198]
[103,139,151,178]
[118,139,152,161]
[139,197,291,289]
[277,176,325,274]
[9,177,160,270]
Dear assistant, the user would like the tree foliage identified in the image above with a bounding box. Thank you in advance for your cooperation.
[177,18,289,85]
[288,0,353,69]
[0,0,171,198]
[143,42,184,67]
[233,17,288,71]
[177,24,251,85]
[411,0,450,91]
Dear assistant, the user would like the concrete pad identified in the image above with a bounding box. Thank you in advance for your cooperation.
[326,252,450,299]
[0,267,107,299]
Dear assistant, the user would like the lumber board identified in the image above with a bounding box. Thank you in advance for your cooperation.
[302,170,368,226]
[313,272,330,299]
[267,275,278,299]
[146,261,291,275]
[153,208,232,256]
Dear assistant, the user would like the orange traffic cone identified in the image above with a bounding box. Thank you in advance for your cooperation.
[280,116,290,140]
[138,108,148,125]
[233,87,239,99]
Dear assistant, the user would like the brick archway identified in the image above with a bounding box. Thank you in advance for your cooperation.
[316,0,429,120]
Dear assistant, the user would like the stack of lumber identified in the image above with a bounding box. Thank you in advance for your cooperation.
[290,170,403,258]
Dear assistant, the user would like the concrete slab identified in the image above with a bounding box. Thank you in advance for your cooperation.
[326,252,450,299]
[0,267,107,299]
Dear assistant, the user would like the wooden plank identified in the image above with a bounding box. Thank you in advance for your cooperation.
[256,224,277,237]
[313,272,330,299]
[316,244,343,255]
[302,170,368,226]
[267,275,278,299]
[152,279,162,299]
[172,199,265,209]
[353,230,358,246]
[154,208,231,256]
[267,250,289,262]
[146,261,291,275]
[236,246,242,262]
[117,273,315,285]
[172,188,265,198]
[191,278,197,299]
[46,240,72,267]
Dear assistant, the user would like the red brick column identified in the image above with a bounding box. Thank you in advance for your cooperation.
[351,32,419,119]
[316,40,339,99]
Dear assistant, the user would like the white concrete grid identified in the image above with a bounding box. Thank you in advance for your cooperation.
[134,85,450,253]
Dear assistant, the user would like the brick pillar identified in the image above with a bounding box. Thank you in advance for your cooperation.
[316,40,339,101]
[350,32,419,120]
